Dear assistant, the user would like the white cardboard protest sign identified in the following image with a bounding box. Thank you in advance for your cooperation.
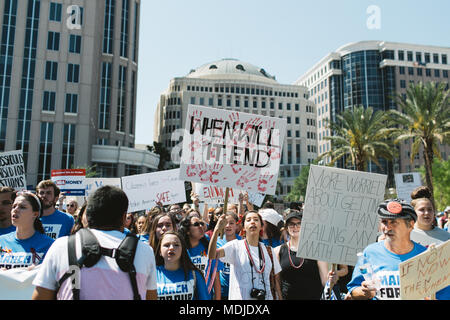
[51,169,86,196]
[193,183,241,204]
[399,240,450,300]
[394,172,422,203]
[296,165,387,266]
[0,265,40,300]
[179,105,286,195]
[122,169,186,212]
[85,177,121,198]
[248,192,265,207]
[0,150,26,191]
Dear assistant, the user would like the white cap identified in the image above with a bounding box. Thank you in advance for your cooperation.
[259,208,283,227]
[445,206,450,212]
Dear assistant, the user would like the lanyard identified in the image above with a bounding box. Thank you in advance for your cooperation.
[244,240,265,274]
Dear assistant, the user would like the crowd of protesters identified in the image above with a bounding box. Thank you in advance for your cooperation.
[0,179,448,300]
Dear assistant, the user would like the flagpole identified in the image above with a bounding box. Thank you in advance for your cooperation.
[220,187,230,238]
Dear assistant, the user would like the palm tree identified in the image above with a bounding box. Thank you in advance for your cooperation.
[318,106,396,172]
[388,81,450,204]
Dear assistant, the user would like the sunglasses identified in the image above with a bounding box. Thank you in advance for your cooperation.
[67,204,77,207]
[191,221,205,227]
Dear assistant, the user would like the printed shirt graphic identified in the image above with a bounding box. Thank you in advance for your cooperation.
[188,242,210,276]
[347,240,449,300]
[40,210,74,239]
[156,266,210,300]
[0,231,54,269]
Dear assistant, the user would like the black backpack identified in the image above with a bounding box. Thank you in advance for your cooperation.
[57,228,141,300]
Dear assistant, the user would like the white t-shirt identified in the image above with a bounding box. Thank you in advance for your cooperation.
[33,229,157,300]
[410,226,450,247]
[220,239,281,300]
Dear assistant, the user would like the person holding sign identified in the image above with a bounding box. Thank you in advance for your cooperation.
[0,191,54,270]
[409,187,450,247]
[274,210,339,299]
[36,180,74,240]
[155,231,210,300]
[208,211,282,300]
[347,199,448,300]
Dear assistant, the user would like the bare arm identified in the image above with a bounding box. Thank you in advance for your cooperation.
[207,214,227,260]
[32,286,56,300]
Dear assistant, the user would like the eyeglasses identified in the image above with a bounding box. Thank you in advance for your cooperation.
[67,204,77,208]
[191,221,205,227]
[287,222,301,228]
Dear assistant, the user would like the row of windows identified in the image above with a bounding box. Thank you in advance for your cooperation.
[47,31,81,53]
[185,84,302,98]
[398,66,449,78]
[45,61,80,82]
[42,91,78,113]
[400,80,449,90]
[396,50,447,65]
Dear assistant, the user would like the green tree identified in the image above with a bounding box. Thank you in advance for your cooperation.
[419,158,450,211]
[285,163,312,202]
[147,141,171,171]
[318,106,396,171]
[388,82,450,205]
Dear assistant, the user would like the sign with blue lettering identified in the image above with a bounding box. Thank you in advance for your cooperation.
[51,169,86,196]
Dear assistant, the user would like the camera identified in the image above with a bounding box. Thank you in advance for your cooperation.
[250,288,266,300]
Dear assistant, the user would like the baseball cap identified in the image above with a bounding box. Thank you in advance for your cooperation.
[285,209,303,225]
[377,199,417,222]
[445,206,450,212]
[259,208,283,227]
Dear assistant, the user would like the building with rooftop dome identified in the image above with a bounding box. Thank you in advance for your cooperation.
[155,58,317,197]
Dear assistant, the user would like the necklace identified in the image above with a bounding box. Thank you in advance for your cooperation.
[244,240,265,274]
[288,240,304,269]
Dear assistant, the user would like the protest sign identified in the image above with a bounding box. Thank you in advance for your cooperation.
[193,182,241,204]
[399,240,450,300]
[51,169,86,196]
[122,169,186,212]
[179,104,286,195]
[0,150,26,190]
[296,165,387,266]
[0,265,40,300]
[394,172,422,203]
[248,192,265,207]
[85,177,121,197]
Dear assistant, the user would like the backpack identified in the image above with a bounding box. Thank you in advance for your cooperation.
[57,228,141,300]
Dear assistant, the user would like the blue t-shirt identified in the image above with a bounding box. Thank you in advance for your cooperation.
[40,209,74,239]
[156,265,210,300]
[347,240,450,300]
[0,231,54,269]
[217,234,241,298]
[261,237,284,248]
[0,225,15,236]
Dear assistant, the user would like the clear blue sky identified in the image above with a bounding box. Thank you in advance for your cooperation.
[135,0,450,145]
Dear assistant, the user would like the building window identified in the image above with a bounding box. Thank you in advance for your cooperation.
[407,51,413,61]
[69,34,81,53]
[62,124,76,169]
[99,62,112,129]
[398,50,404,61]
[408,67,414,76]
[434,69,440,77]
[415,52,422,62]
[117,66,127,132]
[417,68,422,76]
[426,69,431,77]
[65,93,78,113]
[45,61,58,80]
[67,63,80,83]
[424,53,430,63]
[103,0,115,54]
[442,54,448,65]
[42,91,56,111]
[433,53,439,64]
[38,122,53,181]
[49,2,62,22]
[120,0,129,58]
[47,31,60,51]
[443,70,448,78]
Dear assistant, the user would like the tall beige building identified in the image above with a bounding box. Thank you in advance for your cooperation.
[155,58,317,196]
[0,0,158,186]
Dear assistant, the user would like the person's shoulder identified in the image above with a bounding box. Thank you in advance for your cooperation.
[433,227,450,238]
[54,210,75,221]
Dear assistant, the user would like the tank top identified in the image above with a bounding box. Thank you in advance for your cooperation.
[279,243,323,300]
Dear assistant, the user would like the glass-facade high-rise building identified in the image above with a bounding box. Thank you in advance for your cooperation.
[0,0,158,186]
[296,41,450,186]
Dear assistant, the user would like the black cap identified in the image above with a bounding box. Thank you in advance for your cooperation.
[285,209,303,224]
[378,199,417,222]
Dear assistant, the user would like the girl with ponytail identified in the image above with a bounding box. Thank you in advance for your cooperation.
[0,191,54,270]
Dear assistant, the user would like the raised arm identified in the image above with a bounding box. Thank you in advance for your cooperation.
[207,214,227,260]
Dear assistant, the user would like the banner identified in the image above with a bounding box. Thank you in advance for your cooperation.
[122,169,186,212]
[85,177,121,198]
[193,183,241,204]
[296,165,387,266]
[0,150,26,190]
[179,105,286,195]
[51,169,86,196]
[0,265,40,300]
[394,172,422,203]
[399,240,450,300]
